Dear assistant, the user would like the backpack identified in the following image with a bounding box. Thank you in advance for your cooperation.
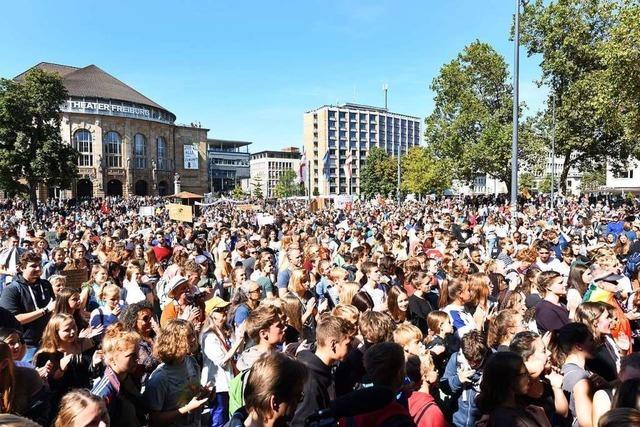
[228,369,251,416]
[623,251,640,279]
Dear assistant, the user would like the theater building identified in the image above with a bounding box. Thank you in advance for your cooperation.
[15,62,210,199]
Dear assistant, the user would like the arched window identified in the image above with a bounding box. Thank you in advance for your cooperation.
[133,133,146,169]
[156,136,167,170]
[104,131,122,168]
[72,129,93,166]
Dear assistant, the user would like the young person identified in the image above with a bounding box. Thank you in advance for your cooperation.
[0,252,55,362]
[291,314,353,427]
[91,323,145,426]
[476,352,551,427]
[406,353,447,427]
[227,352,307,427]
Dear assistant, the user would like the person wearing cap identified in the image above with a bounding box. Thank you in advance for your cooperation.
[160,276,203,328]
[200,297,245,427]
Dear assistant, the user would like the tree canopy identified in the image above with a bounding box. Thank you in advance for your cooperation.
[401,146,453,196]
[273,169,301,198]
[359,146,397,199]
[0,68,78,209]
[424,41,543,195]
[520,0,638,192]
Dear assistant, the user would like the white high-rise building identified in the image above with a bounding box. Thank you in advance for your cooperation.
[303,103,421,196]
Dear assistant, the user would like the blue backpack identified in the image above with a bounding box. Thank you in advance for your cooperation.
[624,251,640,279]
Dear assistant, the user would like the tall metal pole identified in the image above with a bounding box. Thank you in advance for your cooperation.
[383,84,388,109]
[397,142,401,206]
[307,159,311,202]
[550,93,556,208]
[510,0,521,220]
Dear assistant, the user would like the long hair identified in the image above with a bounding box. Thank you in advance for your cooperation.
[567,263,589,296]
[281,294,303,334]
[575,301,613,345]
[438,278,467,308]
[53,287,87,330]
[476,352,526,414]
[388,286,408,323]
[54,389,110,427]
[0,342,15,413]
[288,268,310,297]
[38,313,76,354]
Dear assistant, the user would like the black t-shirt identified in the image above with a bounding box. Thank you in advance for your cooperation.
[408,294,433,335]
[0,275,54,346]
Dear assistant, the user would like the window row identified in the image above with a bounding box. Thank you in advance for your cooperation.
[72,130,170,170]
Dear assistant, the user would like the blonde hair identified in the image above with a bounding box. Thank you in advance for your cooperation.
[54,389,110,427]
[99,283,120,302]
[338,281,360,306]
[154,319,195,364]
[393,323,423,347]
[332,304,360,327]
[288,269,309,296]
[281,294,303,334]
[102,323,141,358]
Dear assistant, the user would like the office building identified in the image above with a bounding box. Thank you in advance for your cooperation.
[207,139,251,193]
[250,148,301,198]
[303,103,421,196]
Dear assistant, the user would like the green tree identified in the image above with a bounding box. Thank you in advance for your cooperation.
[231,184,246,200]
[519,172,535,192]
[273,169,299,198]
[251,174,264,198]
[603,2,640,160]
[312,187,320,197]
[0,68,78,210]
[580,165,606,192]
[401,146,452,196]
[424,41,543,196]
[520,0,637,193]
[359,147,397,199]
[538,174,558,194]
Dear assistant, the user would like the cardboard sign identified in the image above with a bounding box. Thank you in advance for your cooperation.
[167,203,193,223]
[62,269,88,290]
[236,204,258,211]
[139,206,154,217]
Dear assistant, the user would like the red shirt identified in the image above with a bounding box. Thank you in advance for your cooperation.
[152,245,172,263]
[408,391,447,427]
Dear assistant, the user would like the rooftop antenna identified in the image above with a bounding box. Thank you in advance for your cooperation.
[383,83,388,109]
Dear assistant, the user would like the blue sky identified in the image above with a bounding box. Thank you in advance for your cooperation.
[0,0,545,152]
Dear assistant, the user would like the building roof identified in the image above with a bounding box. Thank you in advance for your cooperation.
[15,62,172,114]
[305,102,421,120]
[251,150,301,160]
[207,138,252,149]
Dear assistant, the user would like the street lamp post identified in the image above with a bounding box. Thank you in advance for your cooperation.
[550,93,556,208]
[510,0,523,221]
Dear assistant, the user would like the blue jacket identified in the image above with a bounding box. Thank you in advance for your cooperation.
[440,351,481,427]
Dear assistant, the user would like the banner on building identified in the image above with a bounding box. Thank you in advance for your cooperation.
[167,203,193,222]
[183,144,199,170]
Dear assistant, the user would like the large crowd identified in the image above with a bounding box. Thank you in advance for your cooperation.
[0,193,639,427]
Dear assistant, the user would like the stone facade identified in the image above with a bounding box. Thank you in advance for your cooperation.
[56,113,209,199]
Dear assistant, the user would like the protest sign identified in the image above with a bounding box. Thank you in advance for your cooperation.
[139,206,154,217]
[62,269,88,290]
[167,203,193,222]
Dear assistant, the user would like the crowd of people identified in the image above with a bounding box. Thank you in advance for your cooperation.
[0,193,639,427]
